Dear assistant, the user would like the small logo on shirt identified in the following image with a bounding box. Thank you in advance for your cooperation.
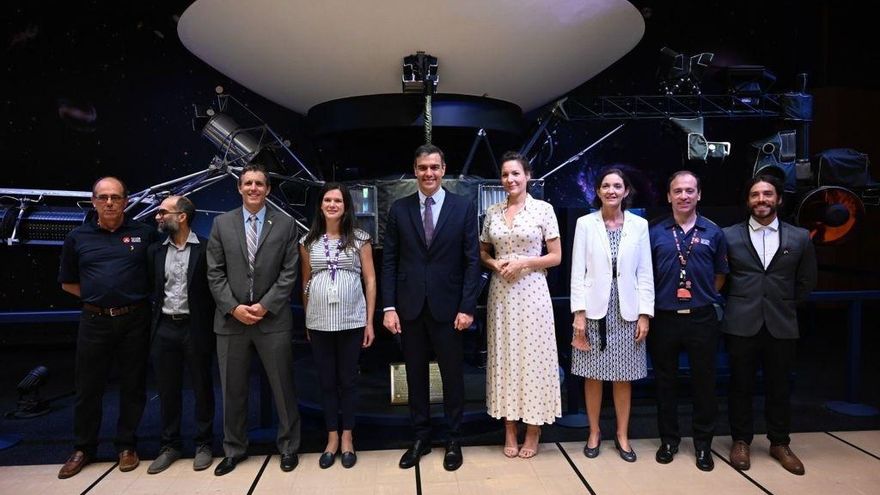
[122,236,142,244]
[700,238,711,246]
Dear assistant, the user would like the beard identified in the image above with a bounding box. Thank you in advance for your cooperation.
[158,220,178,235]
[750,202,778,220]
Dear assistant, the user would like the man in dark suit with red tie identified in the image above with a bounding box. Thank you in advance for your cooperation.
[722,174,817,476]
[382,144,481,471]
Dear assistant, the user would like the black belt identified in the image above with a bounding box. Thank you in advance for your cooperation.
[161,313,190,321]
[657,304,714,316]
[83,301,146,317]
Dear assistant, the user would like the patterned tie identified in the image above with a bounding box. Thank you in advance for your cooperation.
[247,214,258,301]
[423,196,435,247]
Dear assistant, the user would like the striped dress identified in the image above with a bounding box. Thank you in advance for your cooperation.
[301,229,370,331]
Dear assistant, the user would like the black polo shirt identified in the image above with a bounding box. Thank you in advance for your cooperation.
[650,214,729,311]
[58,216,156,308]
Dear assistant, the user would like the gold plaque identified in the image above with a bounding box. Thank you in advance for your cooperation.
[390,361,444,405]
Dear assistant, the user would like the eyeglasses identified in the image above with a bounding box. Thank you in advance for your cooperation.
[94,194,125,202]
[156,209,183,216]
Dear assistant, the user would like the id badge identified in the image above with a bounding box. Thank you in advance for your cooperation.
[676,287,692,302]
[327,284,340,304]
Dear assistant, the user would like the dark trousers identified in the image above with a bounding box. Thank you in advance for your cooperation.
[725,327,797,446]
[401,306,464,441]
[74,304,150,456]
[153,317,215,450]
[647,306,719,449]
[309,327,364,431]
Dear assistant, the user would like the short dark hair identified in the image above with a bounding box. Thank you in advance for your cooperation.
[745,174,784,202]
[175,196,196,226]
[91,176,129,197]
[499,151,532,175]
[667,170,701,192]
[593,167,634,210]
[413,144,445,165]
[239,163,270,187]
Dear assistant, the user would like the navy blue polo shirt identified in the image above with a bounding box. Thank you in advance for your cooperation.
[58,217,156,308]
[650,214,728,311]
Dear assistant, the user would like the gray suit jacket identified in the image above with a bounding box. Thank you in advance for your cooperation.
[722,220,817,339]
[207,206,300,335]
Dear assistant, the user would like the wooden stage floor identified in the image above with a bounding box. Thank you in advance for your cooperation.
[2,431,878,495]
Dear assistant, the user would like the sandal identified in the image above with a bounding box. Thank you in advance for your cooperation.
[503,420,519,458]
[518,425,541,459]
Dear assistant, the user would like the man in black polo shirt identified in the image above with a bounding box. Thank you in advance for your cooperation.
[648,171,728,472]
[57,176,156,479]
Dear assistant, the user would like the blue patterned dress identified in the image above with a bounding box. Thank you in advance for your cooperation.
[571,228,647,381]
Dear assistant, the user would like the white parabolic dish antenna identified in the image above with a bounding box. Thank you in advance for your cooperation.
[178,0,645,114]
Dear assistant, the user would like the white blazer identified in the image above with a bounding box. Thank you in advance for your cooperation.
[570,210,654,320]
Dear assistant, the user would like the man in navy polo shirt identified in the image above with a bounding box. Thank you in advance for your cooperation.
[57,176,156,479]
[648,170,728,472]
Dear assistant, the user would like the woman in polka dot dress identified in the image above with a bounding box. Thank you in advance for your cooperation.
[480,151,562,459]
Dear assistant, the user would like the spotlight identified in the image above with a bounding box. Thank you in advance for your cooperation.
[5,366,51,419]
[658,47,714,95]
[751,131,797,192]
[725,65,777,104]
[669,117,731,163]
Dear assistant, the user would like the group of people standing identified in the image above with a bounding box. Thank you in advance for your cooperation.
[564,167,815,476]
[54,142,816,481]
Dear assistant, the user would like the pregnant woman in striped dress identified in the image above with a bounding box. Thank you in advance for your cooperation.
[300,183,376,469]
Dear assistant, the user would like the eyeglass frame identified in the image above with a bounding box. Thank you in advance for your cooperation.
[93,194,126,203]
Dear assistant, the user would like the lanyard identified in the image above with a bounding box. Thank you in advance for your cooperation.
[671,225,698,285]
[322,234,345,282]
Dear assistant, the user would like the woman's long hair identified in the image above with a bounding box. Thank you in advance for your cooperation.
[302,182,357,251]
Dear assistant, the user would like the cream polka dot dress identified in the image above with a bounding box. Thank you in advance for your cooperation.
[481,195,561,425]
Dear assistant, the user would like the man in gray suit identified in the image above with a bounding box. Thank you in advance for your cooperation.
[722,174,816,476]
[207,164,301,475]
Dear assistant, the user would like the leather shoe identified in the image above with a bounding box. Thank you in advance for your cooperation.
[443,440,463,471]
[341,451,357,469]
[695,448,714,471]
[729,440,750,470]
[280,452,299,472]
[214,455,247,476]
[583,432,601,458]
[58,450,90,479]
[655,443,678,464]
[319,451,336,469]
[399,440,432,469]
[769,444,805,475]
[118,449,140,472]
[614,439,637,463]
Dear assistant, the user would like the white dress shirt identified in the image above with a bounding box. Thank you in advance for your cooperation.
[748,216,779,269]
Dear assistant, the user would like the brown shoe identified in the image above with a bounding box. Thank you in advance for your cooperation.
[769,444,805,475]
[58,450,91,479]
[729,440,750,470]
[119,449,140,472]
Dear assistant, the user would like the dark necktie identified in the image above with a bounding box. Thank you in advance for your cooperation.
[423,196,435,246]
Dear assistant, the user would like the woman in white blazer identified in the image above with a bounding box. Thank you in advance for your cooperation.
[570,168,654,462]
